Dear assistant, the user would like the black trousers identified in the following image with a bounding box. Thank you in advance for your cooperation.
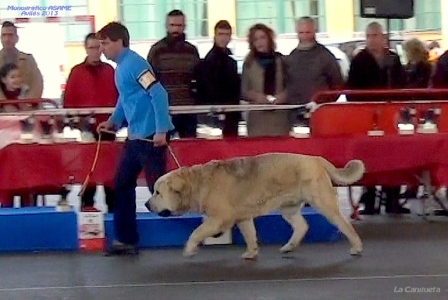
[198,112,240,138]
[221,112,240,138]
[113,138,166,245]
[172,114,197,138]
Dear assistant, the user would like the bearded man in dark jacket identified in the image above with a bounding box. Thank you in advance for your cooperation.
[194,20,241,137]
[147,10,200,138]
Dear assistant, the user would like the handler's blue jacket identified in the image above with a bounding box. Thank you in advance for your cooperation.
[108,47,174,139]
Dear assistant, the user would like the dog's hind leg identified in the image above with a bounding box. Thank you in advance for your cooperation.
[310,179,363,256]
[317,208,363,256]
[236,219,258,260]
[279,205,309,253]
[184,217,233,257]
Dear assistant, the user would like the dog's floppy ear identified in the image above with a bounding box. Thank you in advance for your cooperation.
[167,170,193,211]
[167,175,185,193]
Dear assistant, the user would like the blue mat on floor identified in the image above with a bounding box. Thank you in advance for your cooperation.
[104,207,341,249]
[0,207,341,252]
[232,207,342,245]
[104,212,203,249]
[0,207,78,252]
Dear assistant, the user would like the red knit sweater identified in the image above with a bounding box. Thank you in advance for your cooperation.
[63,59,118,108]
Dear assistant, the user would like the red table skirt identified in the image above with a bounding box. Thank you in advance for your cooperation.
[1,134,447,196]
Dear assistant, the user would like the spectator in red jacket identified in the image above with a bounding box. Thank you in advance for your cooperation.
[63,33,117,108]
[63,32,118,213]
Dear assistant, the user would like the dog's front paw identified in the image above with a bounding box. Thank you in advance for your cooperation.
[350,245,363,256]
[242,250,258,260]
[183,243,198,257]
[279,242,296,253]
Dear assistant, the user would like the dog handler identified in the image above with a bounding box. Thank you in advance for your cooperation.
[96,22,175,255]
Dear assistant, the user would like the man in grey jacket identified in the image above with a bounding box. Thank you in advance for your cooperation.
[283,17,343,108]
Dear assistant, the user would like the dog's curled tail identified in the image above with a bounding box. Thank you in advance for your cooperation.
[320,158,366,185]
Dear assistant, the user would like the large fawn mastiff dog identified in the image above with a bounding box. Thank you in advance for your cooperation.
[147,153,365,259]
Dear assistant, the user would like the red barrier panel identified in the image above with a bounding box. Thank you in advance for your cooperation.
[311,89,448,103]
[309,89,448,138]
[310,101,448,138]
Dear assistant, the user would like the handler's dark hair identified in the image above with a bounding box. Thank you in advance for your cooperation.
[96,22,130,47]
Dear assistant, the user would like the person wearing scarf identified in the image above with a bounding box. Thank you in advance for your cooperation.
[241,23,290,137]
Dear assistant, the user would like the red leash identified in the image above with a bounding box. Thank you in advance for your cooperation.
[79,132,102,197]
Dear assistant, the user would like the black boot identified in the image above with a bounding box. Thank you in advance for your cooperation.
[359,187,378,215]
[384,187,411,214]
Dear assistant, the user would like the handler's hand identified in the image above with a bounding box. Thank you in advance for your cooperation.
[153,133,167,147]
[97,121,113,134]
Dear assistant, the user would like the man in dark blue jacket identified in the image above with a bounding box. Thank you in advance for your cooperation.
[96,22,175,255]
[194,20,241,137]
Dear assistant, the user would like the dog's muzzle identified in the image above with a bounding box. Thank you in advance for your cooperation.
[157,209,172,218]
[144,199,152,212]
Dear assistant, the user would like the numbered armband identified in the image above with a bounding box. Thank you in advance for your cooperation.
[136,69,158,91]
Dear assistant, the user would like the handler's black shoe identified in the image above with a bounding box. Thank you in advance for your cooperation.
[433,209,448,216]
[105,240,139,256]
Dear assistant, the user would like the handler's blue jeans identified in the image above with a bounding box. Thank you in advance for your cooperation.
[113,138,166,245]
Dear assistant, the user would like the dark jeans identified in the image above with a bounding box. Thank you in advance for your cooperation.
[82,131,116,212]
[222,112,240,138]
[172,114,197,138]
[113,138,166,245]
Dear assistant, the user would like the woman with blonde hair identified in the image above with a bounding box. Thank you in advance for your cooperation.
[241,23,290,137]
[403,38,432,88]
